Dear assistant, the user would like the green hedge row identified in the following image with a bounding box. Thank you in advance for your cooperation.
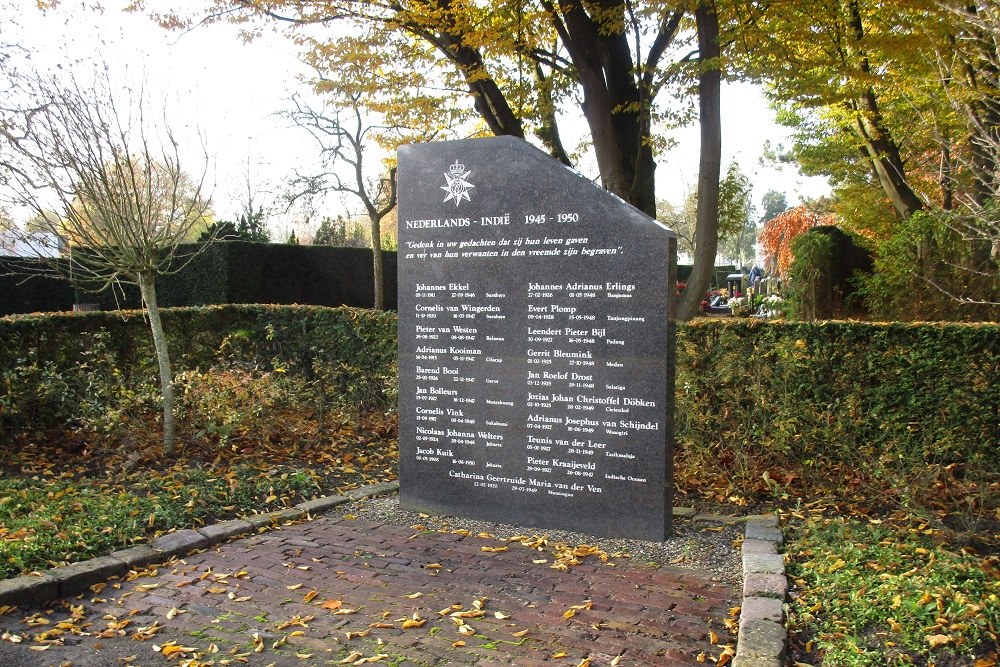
[0,305,397,442]
[677,319,1000,506]
[0,244,398,316]
[3,307,997,509]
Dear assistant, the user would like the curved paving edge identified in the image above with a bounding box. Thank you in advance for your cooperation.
[3,484,787,665]
[0,481,400,609]
[733,513,787,667]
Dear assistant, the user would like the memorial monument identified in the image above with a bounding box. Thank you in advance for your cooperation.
[397,136,677,541]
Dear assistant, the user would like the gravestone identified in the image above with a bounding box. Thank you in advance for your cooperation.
[397,136,676,541]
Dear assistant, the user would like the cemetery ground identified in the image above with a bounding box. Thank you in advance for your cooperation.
[0,410,997,666]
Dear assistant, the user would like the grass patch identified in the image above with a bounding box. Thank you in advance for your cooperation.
[0,412,397,579]
[786,516,1000,666]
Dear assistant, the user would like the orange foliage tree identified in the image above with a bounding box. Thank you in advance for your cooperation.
[758,205,837,279]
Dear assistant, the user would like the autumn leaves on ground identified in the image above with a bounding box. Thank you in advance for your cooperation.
[0,408,399,579]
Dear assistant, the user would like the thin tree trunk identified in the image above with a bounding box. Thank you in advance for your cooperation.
[138,271,176,455]
[371,215,384,310]
[677,1,722,322]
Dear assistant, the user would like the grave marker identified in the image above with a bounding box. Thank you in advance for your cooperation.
[397,136,676,540]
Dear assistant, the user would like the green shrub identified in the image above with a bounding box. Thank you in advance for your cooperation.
[675,319,1000,525]
[174,367,300,448]
[859,211,1000,322]
[0,305,398,446]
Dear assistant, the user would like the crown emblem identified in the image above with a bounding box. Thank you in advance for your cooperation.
[441,159,474,206]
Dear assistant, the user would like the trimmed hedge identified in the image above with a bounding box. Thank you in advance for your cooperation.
[0,258,75,316]
[1,244,398,316]
[2,308,997,515]
[677,319,1000,506]
[0,305,397,442]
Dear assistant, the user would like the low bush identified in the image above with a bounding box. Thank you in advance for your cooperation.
[0,305,397,447]
[676,319,1000,532]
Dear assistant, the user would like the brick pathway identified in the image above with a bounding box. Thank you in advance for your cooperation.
[0,515,737,666]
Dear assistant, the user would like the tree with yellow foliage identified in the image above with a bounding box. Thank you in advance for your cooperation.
[149,0,724,319]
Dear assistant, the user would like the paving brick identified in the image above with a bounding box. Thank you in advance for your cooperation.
[742,553,785,576]
[0,493,739,667]
[346,481,400,499]
[672,506,697,519]
[111,545,163,569]
[736,619,786,663]
[732,655,783,667]
[741,539,777,555]
[745,514,779,528]
[740,596,784,628]
[744,524,783,544]
[295,495,350,514]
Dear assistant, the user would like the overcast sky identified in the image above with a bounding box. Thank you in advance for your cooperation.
[6,2,829,232]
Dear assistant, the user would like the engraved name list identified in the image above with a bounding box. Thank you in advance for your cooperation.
[397,137,676,541]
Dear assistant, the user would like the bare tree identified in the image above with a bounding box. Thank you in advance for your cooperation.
[284,89,397,310]
[910,1,1000,307]
[0,66,214,455]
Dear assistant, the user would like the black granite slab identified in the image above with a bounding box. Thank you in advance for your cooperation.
[397,136,676,541]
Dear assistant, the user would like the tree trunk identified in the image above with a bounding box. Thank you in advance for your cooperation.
[138,271,176,455]
[845,0,923,220]
[677,2,722,322]
[371,214,384,310]
[851,101,924,219]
